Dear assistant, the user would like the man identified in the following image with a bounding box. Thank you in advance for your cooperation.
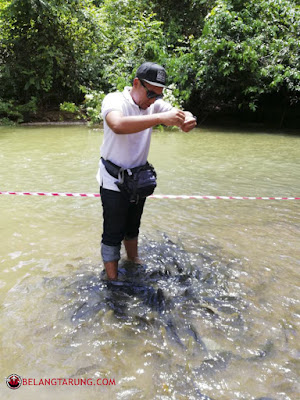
[97,62,197,280]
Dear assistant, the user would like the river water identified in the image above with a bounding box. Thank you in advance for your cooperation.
[0,125,299,400]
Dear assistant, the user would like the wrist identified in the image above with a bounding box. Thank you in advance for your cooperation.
[156,114,164,126]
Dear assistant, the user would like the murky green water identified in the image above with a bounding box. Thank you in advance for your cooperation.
[0,125,299,400]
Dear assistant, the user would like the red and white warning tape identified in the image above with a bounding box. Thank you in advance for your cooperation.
[0,191,299,200]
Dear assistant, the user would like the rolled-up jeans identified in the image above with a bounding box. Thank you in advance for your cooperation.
[100,187,146,263]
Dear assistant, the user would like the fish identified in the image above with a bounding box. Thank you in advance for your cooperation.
[65,235,243,374]
[105,280,166,314]
[254,398,277,400]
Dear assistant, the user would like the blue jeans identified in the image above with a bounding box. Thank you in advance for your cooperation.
[100,187,146,262]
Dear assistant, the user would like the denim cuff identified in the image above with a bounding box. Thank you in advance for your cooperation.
[101,243,121,263]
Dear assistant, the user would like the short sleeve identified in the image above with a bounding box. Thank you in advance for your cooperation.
[101,92,124,120]
[153,99,173,114]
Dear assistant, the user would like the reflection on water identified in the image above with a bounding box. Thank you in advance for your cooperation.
[0,126,299,400]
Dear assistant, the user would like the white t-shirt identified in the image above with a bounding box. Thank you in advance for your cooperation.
[96,86,173,191]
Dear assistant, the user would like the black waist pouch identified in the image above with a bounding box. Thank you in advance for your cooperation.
[102,158,157,202]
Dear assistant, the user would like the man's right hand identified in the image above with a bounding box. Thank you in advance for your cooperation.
[159,108,186,128]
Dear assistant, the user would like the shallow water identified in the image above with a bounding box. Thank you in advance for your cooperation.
[0,125,299,400]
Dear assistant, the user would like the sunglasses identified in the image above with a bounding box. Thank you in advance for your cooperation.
[139,79,163,100]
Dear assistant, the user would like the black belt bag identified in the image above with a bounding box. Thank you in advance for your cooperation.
[101,158,157,202]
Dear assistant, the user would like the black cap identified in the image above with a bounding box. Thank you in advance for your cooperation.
[136,62,167,88]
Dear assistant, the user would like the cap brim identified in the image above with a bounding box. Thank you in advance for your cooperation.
[143,79,166,88]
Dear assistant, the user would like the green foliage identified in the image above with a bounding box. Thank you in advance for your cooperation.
[186,0,300,112]
[60,102,81,115]
[60,87,105,124]
[80,86,105,125]
[0,0,169,120]
[0,0,107,106]
[148,0,215,45]
[0,97,37,124]
[99,0,167,91]
[162,84,184,109]
[0,0,299,124]
[163,40,197,106]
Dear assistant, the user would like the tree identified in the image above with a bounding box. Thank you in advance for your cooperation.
[179,0,300,118]
[148,0,216,45]
[0,0,107,107]
[1,0,299,125]
[98,0,167,91]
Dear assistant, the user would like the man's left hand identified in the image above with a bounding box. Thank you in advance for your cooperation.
[181,113,197,132]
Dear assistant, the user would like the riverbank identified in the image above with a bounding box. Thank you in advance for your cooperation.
[1,108,299,132]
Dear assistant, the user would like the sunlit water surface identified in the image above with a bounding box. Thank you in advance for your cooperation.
[0,125,299,400]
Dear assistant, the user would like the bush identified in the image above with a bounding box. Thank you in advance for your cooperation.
[0,97,37,123]
[0,0,108,106]
[185,0,300,115]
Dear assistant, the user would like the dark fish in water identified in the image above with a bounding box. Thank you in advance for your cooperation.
[71,279,166,322]
[165,319,185,347]
[246,340,274,361]
[71,298,106,322]
[254,398,277,400]
[196,351,235,376]
[195,392,215,400]
[67,235,243,378]
[71,364,99,377]
[106,280,166,313]
[186,324,208,353]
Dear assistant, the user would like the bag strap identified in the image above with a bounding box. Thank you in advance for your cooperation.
[101,158,121,179]
[101,157,152,179]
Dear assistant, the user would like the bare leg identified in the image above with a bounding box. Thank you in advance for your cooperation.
[104,260,118,280]
[124,238,141,263]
